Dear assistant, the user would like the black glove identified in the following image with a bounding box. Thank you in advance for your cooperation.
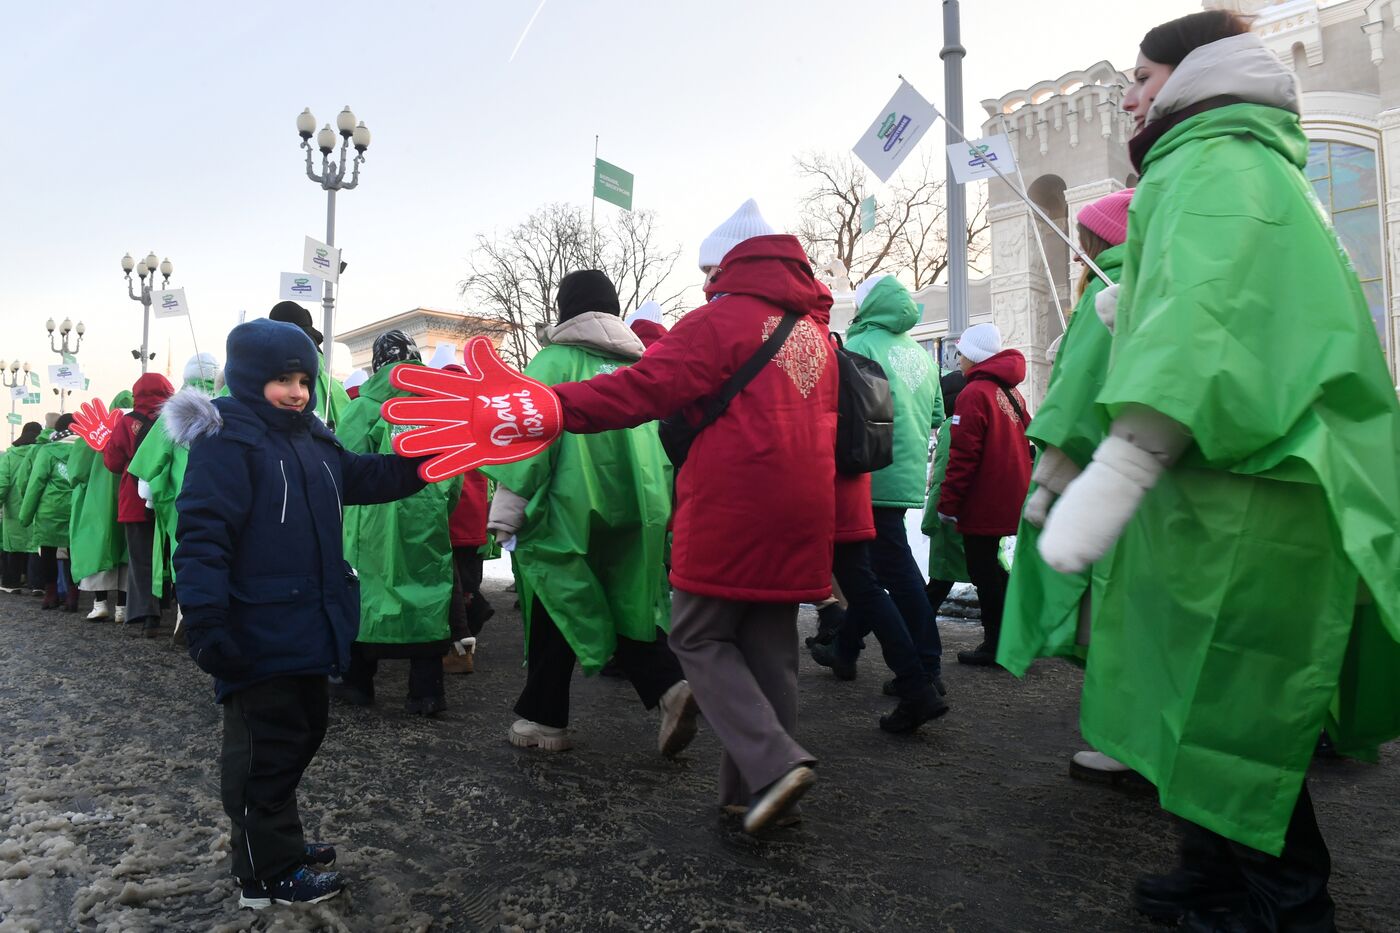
[184,611,252,680]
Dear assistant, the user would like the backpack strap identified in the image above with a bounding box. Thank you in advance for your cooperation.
[997,384,1030,428]
[691,311,800,434]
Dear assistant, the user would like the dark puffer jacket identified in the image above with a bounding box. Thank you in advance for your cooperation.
[173,323,424,701]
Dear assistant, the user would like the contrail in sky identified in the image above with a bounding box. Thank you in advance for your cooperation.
[508,0,549,63]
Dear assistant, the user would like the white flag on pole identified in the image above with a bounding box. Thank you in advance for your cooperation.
[151,288,190,319]
[48,364,84,390]
[946,133,1017,184]
[852,80,940,183]
[303,236,341,283]
[280,272,320,301]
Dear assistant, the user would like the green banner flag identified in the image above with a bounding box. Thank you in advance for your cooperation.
[860,195,877,234]
[6,413,19,425]
[23,392,38,404]
[593,158,634,211]
[28,371,38,387]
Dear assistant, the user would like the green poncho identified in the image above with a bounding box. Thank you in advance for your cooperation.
[921,418,968,582]
[128,380,222,598]
[0,443,39,552]
[19,436,78,548]
[340,363,459,648]
[1084,104,1400,855]
[845,278,943,508]
[999,247,1122,675]
[482,341,672,672]
[68,390,133,582]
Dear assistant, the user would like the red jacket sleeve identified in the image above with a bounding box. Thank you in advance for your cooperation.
[937,388,987,519]
[554,305,731,434]
[102,416,139,475]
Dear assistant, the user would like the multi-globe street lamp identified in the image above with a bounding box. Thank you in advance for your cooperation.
[123,251,171,373]
[296,105,370,389]
[2,361,31,442]
[45,317,85,413]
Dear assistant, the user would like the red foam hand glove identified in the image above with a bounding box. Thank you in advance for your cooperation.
[72,399,125,451]
[381,337,563,483]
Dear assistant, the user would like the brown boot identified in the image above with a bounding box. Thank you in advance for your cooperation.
[40,584,58,610]
[63,587,79,613]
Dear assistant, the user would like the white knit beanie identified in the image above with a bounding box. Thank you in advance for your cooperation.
[626,300,663,327]
[853,275,891,311]
[183,352,221,385]
[698,199,775,270]
[957,322,1003,364]
[427,342,457,369]
[343,368,369,391]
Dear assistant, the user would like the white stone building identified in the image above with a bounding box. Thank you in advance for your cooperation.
[907,0,1397,406]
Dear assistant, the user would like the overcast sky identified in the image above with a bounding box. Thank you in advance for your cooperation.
[0,0,1195,425]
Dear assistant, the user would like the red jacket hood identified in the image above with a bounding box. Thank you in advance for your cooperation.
[967,349,1026,388]
[132,373,175,417]
[705,235,833,319]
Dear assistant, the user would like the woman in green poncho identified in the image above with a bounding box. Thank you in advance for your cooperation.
[920,371,970,611]
[483,271,689,755]
[998,189,1134,785]
[1039,12,1400,929]
[337,331,460,716]
[69,390,133,621]
[0,421,43,592]
[20,414,80,610]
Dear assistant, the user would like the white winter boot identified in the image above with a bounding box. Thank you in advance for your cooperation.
[113,605,127,624]
[509,719,573,752]
[85,600,111,622]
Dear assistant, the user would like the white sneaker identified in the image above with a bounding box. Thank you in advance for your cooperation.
[85,600,110,621]
[114,605,127,624]
[508,718,573,752]
[744,765,816,835]
[1069,750,1152,792]
[1071,750,1131,773]
[657,680,699,758]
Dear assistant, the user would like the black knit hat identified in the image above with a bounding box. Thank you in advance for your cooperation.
[941,370,967,413]
[224,319,320,411]
[556,270,620,323]
[372,330,422,373]
[269,301,324,346]
[15,422,41,446]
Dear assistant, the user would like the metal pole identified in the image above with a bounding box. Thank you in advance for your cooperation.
[140,284,151,375]
[590,135,599,266]
[996,114,1068,331]
[942,0,969,340]
[322,187,337,422]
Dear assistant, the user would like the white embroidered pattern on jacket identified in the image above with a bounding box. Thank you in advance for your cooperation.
[762,316,827,398]
[887,345,930,390]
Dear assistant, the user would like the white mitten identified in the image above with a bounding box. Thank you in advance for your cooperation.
[1095,283,1120,332]
[1032,445,1082,495]
[486,485,528,538]
[137,478,155,509]
[1037,436,1164,573]
[1023,486,1057,528]
[1045,334,1064,364]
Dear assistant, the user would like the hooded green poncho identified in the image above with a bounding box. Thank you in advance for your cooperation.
[19,435,78,548]
[845,277,943,509]
[0,442,40,553]
[1083,104,1400,855]
[998,246,1122,675]
[482,340,672,672]
[68,390,133,582]
[340,363,459,648]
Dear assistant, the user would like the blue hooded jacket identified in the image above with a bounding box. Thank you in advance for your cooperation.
[174,319,425,700]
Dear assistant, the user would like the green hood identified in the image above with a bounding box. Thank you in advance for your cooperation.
[1141,103,1307,176]
[356,361,416,406]
[848,277,920,338]
[111,389,133,409]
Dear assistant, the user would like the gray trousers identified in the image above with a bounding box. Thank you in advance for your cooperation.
[669,590,814,807]
[123,521,160,621]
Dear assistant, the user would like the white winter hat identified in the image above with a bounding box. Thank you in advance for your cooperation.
[957,322,1003,364]
[626,300,663,327]
[853,275,891,310]
[343,368,369,391]
[183,352,221,385]
[428,342,457,369]
[698,199,775,270]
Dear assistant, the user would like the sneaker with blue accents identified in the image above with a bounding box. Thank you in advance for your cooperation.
[304,842,336,868]
[238,866,345,909]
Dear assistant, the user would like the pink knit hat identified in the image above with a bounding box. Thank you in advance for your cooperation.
[1076,188,1135,246]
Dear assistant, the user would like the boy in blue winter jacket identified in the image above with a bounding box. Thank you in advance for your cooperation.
[173,319,426,909]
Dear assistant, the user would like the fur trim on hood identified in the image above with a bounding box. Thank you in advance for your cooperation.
[547,311,645,362]
[160,386,223,446]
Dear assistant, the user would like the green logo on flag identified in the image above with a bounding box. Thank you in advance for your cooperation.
[28,372,38,388]
[593,158,634,211]
[860,196,877,234]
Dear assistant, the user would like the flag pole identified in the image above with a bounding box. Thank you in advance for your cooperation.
[996,113,1068,330]
[590,134,599,266]
[941,0,969,340]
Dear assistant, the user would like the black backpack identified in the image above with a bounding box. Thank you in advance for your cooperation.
[831,334,894,475]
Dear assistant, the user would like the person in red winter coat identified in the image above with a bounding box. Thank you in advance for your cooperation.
[550,200,836,834]
[936,323,1031,667]
[626,301,669,350]
[102,372,175,634]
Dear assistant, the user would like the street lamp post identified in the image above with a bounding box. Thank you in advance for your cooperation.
[297,105,371,388]
[123,251,171,374]
[1,361,30,442]
[45,317,85,414]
